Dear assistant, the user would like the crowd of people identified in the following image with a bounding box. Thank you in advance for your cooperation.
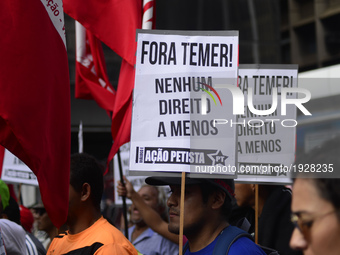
[0,135,339,254]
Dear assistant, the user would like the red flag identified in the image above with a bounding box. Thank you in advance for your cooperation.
[64,0,142,66]
[75,22,116,112]
[0,0,70,228]
[64,0,143,163]
[108,0,156,160]
[107,61,135,161]
[64,0,156,163]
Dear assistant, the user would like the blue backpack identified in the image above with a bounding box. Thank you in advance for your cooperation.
[183,225,279,255]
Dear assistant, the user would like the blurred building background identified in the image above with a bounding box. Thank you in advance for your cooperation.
[12,0,340,222]
[65,0,340,163]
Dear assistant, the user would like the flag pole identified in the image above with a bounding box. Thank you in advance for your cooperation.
[78,121,83,153]
[117,148,129,239]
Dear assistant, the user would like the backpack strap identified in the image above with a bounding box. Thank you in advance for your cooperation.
[182,226,255,255]
[235,217,252,233]
[212,225,253,255]
[258,245,280,255]
[183,240,189,254]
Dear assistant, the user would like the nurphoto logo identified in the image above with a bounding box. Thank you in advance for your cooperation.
[200,83,312,128]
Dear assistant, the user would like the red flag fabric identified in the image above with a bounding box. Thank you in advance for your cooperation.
[108,0,156,160]
[107,60,135,161]
[75,22,116,112]
[64,0,142,163]
[0,0,70,228]
[64,0,142,66]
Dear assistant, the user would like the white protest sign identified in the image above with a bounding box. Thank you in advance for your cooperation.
[130,30,239,177]
[1,149,38,186]
[113,143,146,206]
[235,64,298,183]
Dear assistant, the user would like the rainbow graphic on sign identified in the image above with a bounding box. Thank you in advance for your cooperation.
[198,82,223,106]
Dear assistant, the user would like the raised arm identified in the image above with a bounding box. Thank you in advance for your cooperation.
[117,176,179,244]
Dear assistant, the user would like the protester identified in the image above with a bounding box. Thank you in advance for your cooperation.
[290,136,340,254]
[1,194,46,255]
[0,179,26,255]
[123,183,178,255]
[229,184,255,234]
[233,183,301,255]
[145,176,266,254]
[0,218,26,254]
[0,180,9,214]
[2,196,21,223]
[32,203,58,250]
[20,205,34,233]
[19,204,48,254]
[117,176,180,244]
[0,228,6,255]
[119,204,133,233]
[47,153,138,255]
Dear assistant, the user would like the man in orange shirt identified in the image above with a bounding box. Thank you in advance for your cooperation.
[47,153,138,255]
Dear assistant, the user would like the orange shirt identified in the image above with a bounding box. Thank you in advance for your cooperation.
[47,217,137,255]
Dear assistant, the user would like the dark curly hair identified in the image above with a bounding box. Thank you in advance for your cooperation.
[201,182,233,221]
[70,153,104,210]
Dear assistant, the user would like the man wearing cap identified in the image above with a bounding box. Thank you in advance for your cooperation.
[145,176,266,255]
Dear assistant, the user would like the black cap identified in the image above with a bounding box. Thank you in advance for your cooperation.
[145,176,235,201]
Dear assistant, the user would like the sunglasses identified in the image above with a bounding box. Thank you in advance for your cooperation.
[291,210,335,238]
[33,208,46,216]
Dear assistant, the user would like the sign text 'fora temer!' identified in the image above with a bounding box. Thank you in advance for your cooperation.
[141,41,234,67]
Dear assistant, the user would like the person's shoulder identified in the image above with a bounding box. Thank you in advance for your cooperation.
[47,231,68,251]
[229,236,266,255]
[0,218,26,238]
[96,242,138,255]
[157,233,179,249]
[94,218,137,248]
[26,232,47,255]
[0,218,24,231]
[143,228,178,253]
[95,217,128,238]
[149,228,177,244]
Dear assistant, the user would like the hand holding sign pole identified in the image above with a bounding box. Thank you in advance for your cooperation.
[179,172,186,255]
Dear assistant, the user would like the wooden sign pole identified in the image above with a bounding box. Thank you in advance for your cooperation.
[255,184,259,244]
[179,172,186,255]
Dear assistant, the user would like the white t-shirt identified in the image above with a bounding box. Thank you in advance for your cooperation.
[0,219,26,255]
[0,229,6,255]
